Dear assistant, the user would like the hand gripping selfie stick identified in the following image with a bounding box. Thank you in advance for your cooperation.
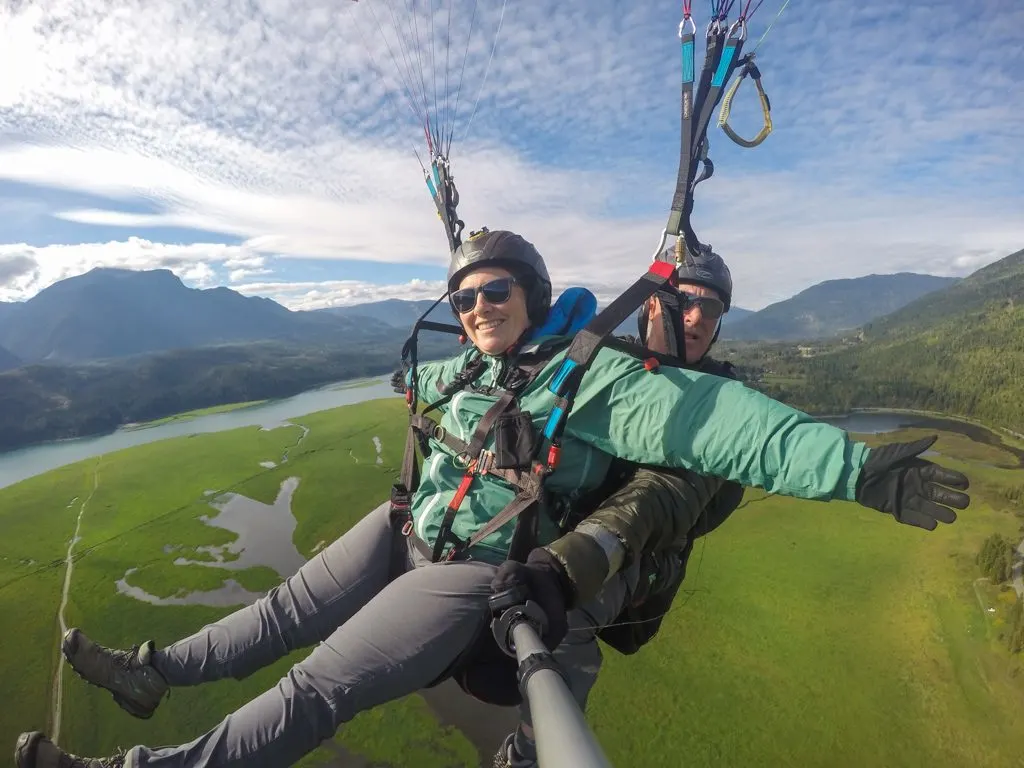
[489,588,614,768]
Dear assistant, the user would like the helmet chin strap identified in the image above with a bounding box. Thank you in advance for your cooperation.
[657,295,723,366]
[641,292,689,364]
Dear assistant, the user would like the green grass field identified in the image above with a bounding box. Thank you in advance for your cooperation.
[1,399,1022,767]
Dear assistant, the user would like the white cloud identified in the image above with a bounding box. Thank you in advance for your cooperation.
[232,277,449,311]
[0,0,1021,310]
[0,253,38,287]
[0,238,249,301]
[228,267,273,283]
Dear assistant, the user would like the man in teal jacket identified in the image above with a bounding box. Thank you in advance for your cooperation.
[18,230,969,768]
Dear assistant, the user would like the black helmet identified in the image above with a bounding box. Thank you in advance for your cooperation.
[447,228,552,327]
[662,244,733,311]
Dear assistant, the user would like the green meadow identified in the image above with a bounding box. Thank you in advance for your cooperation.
[1,398,1022,766]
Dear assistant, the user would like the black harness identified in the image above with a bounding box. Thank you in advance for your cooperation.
[388,259,682,573]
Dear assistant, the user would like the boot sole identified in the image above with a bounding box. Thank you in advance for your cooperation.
[62,629,160,720]
[14,731,43,768]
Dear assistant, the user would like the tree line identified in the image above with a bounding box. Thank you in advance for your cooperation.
[976,534,1024,654]
[0,336,457,453]
[723,300,1024,434]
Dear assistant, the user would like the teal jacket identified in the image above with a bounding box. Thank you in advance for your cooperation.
[411,338,868,564]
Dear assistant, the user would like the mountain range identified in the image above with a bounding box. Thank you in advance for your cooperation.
[319,298,444,328]
[0,268,391,365]
[734,248,1024,432]
[1,254,1021,448]
[723,273,958,341]
[0,269,955,370]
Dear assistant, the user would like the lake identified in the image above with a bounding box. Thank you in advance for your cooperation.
[1,379,1020,491]
[822,410,1024,467]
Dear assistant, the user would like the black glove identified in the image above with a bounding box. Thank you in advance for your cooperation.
[490,548,572,651]
[389,369,407,394]
[855,436,970,531]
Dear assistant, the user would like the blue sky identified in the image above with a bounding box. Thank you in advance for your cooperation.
[0,0,1022,311]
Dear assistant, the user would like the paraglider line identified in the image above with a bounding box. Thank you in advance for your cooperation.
[385,0,431,136]
[401,0,434,147]
[427,0,439,150]
[750,0,791,53]
[363,1,428,131]
[351,4,425,159]
[460,0,508,145]
[442,0,454,150]
[447,0,480,155]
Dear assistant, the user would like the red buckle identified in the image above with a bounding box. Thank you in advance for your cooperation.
[649,260,676,280]
[547,444,562,470]
[643,357,660,373]
[401,520,413,536]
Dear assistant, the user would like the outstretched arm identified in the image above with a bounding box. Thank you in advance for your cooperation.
[557,349,967,527]
[563,348,868,501]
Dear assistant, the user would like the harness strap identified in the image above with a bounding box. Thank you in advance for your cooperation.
[543,261,676,445]
[409,412,537,492]
[667,17,698,240]
[465,390,516,460]
[667,19,747,251]
[430,391,519,562]
[690,28,745,186]
[461,481,544,552]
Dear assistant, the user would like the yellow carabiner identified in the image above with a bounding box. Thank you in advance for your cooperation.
[718,57,773,148]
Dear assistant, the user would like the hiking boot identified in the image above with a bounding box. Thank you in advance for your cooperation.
[492,734,535,768]
[15,732,125,768]
[62,628,168,719]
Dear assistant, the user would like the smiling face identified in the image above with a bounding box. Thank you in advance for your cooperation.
[454,266,531,355]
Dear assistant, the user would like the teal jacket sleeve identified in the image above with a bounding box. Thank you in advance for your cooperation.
[562,348,868,502]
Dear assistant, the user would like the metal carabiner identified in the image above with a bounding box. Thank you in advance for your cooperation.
[678,15,696,38]
[649,229,672,262]
[727,17,748,41]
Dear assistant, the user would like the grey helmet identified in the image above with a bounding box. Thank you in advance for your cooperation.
[662,243,733,311]
[447,228,552,327]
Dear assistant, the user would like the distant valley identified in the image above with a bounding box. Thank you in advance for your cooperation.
[1,255,1020,452]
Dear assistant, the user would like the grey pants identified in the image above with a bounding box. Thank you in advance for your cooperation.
[128,503,633,768]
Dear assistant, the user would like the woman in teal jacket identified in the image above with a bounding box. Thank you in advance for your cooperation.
[18,230,969,768]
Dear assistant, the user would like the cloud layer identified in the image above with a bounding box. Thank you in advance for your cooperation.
[1,0,1022,311]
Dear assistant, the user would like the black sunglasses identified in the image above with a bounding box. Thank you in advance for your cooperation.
[450,277,519,314]
[678,292,725,321]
